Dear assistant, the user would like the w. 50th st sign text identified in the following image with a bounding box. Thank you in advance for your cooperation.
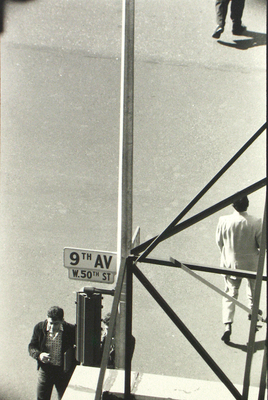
[63,247,117,284]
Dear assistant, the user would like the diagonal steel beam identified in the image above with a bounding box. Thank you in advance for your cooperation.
[132,178,266,255]
[258,338,267,400]
[133,123,266,263]
[132,262,243,400]
[170,258,265,322]
[94,259,127,400]
[242,205,266,399]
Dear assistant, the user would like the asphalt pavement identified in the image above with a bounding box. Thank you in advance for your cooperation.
[0,0,266,399]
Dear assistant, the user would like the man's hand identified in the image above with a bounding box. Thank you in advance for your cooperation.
[39,352,51,363]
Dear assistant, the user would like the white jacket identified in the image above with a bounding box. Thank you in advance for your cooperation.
[216,210,262,272]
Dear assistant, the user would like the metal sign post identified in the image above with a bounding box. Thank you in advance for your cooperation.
[115,0,135,369]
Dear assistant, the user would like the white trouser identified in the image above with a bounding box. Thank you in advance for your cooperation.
[222,275,255,324]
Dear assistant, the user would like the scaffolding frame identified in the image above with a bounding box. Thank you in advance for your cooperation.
[94,123,267,400]
[94,0,267,398]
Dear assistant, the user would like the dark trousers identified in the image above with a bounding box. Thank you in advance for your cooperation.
[37,365,72,400]
[215,0,245,28]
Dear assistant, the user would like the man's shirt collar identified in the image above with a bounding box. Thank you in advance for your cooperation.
[46,321,64,332]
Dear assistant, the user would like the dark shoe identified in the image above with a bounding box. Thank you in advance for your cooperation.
[221,330,231,343]
[212,25,224,39]
[221,323,232,344]
[232,24,246,35]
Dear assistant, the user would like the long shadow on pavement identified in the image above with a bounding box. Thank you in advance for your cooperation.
[218,31,266,50]
[227,340,266,353]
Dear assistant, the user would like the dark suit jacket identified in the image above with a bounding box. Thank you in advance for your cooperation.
[28,320,76,372]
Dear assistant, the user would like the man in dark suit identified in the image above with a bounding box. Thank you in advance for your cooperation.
[212,0,247,38]
[29,306,76,400]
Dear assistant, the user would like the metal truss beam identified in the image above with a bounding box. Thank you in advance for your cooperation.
[133,256,268,281]
[132,123,266,262]
[132,178,266,255]
[131,261,243,400]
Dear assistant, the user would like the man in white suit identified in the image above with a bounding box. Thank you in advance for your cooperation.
[216,195,262,343]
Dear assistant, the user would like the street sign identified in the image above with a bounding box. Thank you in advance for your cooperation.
[63,247,117,284]
[68,268,115,283]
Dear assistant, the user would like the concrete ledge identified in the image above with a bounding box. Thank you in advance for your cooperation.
[62,366,265,400]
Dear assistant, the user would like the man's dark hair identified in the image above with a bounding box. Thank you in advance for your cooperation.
[232,195,249,212]
[47,306,64,321]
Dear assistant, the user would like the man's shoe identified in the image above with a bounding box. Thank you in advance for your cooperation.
[221,330,231,343]
[212,25,224,39]
[221,323,232,344]
[232,24,246,35]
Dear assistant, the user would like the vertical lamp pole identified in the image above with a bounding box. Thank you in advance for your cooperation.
[115,0,135,369]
